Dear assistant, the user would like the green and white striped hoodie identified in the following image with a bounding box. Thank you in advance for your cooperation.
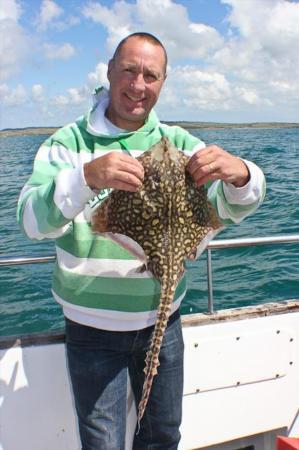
[17,87,266,331]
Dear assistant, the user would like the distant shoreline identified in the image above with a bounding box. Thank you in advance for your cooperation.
[1,122,299,137]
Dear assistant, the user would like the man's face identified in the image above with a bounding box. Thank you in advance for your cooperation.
[106,37,166,131]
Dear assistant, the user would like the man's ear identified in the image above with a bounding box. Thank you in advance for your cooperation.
[107,59,113,81]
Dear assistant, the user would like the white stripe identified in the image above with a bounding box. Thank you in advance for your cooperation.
[35,144,75,166]
[222,159,265,205]
[18,184,36,202]
[183,141,206,157]
[207,180,234,222]
[73,210,91,223]
[84,148,144,160]
[22,196,69,240]
[54,291,183,331]
[36,144,146,165]
[53,167,95,219]
[35,143,196,166]
[56,246,150,278]
[216,195,243,224]
[207,179,219,198]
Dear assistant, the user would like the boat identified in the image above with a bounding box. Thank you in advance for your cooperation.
[1,234,299,450]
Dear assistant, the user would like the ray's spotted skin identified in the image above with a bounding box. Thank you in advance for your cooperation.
[92,136,222,427]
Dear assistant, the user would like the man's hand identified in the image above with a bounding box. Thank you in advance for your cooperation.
[84,152,144,192]
[187,145,250,188]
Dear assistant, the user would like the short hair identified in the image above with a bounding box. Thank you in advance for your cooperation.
[112,32,168,75]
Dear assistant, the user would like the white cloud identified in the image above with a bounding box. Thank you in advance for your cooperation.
[35,0,80,31]
[83,1,134,52]
[50,62,109,110]
[234,87,260,106]
[67,87,88,105]
[0,83,27,106]
[135,0,223,60]
[3,0,299,127]
[52,94,69,106]
[37,0,63,31]
[221,0,299,68]
[206,0,299,111]
[0,0,31,81]
[82,0,223,61]
[160,66,232,111]
[31,84,44,103]
[49,62,110,111]
[0,0,77,83]
[24,0,298,124]
[87,62,109,89]
[51,86,90,107]
[44,43,76,60]
[0,0,22,21]
[68,15,81,27]
[81,0,299,119]
[52,15,81,31]
[0,83,9,98]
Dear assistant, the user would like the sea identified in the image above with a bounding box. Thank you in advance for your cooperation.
[0,127,298,337]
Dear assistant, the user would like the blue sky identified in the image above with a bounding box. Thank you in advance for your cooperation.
[1,0,299,128]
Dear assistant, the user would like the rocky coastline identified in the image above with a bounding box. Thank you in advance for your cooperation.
[1,122,299,138]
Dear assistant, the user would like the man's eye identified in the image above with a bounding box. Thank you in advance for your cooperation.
[145,73,158,82]
[124,68,135,74]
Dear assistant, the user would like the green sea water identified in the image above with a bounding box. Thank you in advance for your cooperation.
[0,128,298,337]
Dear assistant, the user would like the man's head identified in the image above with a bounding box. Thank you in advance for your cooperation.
[106,32,167,131]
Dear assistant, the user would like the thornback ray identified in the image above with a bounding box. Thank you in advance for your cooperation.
[92,136,224,428]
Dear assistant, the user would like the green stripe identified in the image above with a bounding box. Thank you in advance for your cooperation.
[53,265,187,312]
[56,230,136,260]
[28,160,72,186]
[31,181,69,233]
[261,177,266,202]
[43,123,97,152]
[209,181,263,226]
[41,120,204,154]
[171,125,202,151]
[121,126,203,152]
[17,187,36,232]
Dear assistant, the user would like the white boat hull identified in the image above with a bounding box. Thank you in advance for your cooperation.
[1,301,299,450]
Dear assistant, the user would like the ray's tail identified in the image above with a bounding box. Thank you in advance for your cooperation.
[136,280,176,430]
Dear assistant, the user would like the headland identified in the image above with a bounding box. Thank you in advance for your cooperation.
[1,122,299,138]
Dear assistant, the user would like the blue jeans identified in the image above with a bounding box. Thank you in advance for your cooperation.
[65,310,184,450]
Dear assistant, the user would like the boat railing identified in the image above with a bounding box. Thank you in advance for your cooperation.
[1,234,299,314]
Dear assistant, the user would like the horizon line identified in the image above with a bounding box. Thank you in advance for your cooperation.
[1,120,299,132]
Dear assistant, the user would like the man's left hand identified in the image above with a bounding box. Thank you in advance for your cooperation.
[187,145,250,188]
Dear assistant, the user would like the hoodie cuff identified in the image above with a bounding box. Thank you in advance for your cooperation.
[54,166,97,219]
[223,159,264,205]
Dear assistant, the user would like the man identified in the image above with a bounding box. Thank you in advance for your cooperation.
[17,32,265,449]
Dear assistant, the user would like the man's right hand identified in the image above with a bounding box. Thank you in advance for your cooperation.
[84,152,144,192]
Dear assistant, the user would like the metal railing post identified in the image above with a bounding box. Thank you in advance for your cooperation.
[207,248,214,314]
[1,234,299,314]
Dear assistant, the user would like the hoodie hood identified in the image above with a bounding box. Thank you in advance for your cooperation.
[81,86,161,139]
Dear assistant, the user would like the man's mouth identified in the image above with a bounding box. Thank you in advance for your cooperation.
[125,93,146,103]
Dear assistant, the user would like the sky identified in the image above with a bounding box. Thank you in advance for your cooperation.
[1,0,299,129]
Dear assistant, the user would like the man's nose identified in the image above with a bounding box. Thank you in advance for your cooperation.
[130,73,146,92]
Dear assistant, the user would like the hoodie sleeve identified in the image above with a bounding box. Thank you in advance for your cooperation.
[182,134,266,226]
[17,137,96,241]
[207,159,266,225]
